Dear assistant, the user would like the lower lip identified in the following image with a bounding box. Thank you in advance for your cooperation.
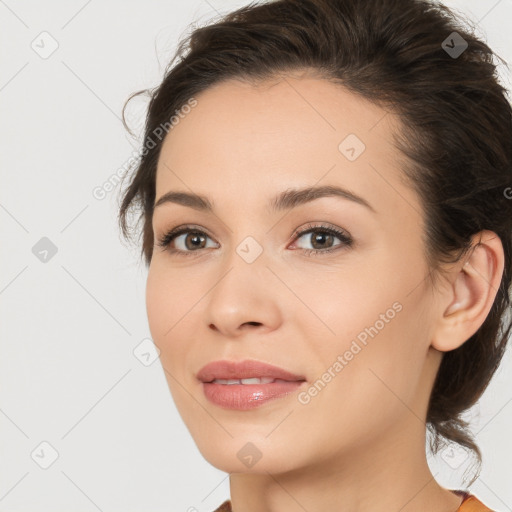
[202,380,306,410]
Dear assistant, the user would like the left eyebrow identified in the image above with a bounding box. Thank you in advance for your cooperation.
[154,184,376,214]
[269,185,376,214]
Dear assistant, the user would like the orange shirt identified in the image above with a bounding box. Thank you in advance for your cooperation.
[454,490,495,512]
[212,490,495,512]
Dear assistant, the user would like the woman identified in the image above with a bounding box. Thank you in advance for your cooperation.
[117,0,512,510]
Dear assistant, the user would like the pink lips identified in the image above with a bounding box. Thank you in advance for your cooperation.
[197,359,307,410]
[197,359,306,383]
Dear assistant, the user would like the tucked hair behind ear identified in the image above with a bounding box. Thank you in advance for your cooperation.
[117,0,512,486]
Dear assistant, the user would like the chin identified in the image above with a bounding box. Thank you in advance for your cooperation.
[190,432,308,475]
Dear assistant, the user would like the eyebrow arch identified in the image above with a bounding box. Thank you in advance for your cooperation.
[153,185,376,214]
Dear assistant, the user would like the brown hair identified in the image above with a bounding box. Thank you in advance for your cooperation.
[117,0,512,485]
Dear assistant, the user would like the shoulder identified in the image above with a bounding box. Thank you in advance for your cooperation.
[457,493,495,512]
[212,499,232,512]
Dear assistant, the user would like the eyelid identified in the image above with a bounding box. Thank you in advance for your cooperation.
[156,221,353,257]
[156,224,217,249]
[290,222,352,244]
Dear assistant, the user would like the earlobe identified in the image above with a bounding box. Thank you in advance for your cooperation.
[431,231,504,352]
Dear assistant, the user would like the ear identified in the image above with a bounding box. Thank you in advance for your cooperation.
[431,230,505,352]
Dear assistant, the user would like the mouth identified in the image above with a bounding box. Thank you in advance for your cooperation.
[209,377,297,385]
[196,359,306,383]
[197,359,307,410]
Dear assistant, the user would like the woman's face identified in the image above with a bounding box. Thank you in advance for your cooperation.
[147,75,444,474]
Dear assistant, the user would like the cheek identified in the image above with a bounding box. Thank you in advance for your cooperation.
[288,257,401,345]
[295,248,429,399]
[145,267,167,342]
[296,310,426,451]
[145,261,198,339]
[145,263,190,357]
[145,261,207,377]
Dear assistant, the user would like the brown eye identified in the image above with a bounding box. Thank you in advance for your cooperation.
[157,222,353,258]
[302,230,337,250]
[291,223,353,257]
[182,231,207,250]
[157,226,218,257]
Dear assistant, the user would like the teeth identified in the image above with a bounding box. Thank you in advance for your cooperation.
[212,377,276,385]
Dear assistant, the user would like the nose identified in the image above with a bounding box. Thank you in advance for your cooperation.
[204,263,282,338]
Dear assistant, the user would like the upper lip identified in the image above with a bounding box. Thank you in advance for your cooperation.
[196,359,306,383]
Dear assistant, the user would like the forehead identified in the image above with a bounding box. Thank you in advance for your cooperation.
[155,75,418,220]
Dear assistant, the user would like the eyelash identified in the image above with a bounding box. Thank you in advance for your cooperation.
[156,222,353,258]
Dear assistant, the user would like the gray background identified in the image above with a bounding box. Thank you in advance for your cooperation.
[1,1,511,510]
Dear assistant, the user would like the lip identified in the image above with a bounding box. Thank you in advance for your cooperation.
[197,359,307,410]
[196,359,306,383]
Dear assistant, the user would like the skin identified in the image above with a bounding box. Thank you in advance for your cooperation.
[146,71,504,512]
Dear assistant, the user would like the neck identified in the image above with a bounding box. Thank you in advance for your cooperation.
[228,421,463,512]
